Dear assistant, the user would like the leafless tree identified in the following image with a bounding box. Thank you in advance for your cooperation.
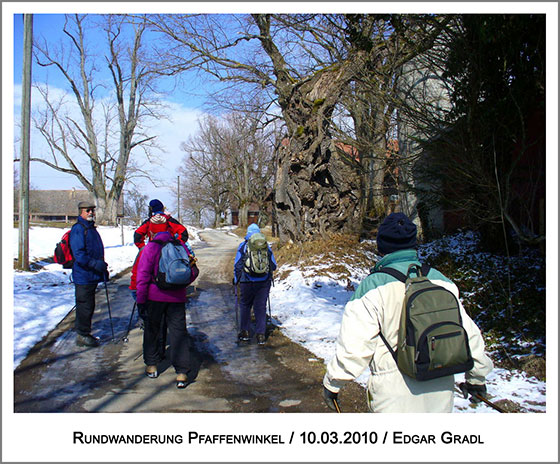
[176,111,276,228]
[30,14,165,225]
[178,115,231,227]
[148,13,450,242]
[123,186,148,224]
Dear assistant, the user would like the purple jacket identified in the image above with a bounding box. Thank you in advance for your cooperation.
[136,231,188,304]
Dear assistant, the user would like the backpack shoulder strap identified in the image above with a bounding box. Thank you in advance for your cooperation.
[71,222,88,241]
[373,267,407,283]
[378,331,398,364]
[372,266,405,365]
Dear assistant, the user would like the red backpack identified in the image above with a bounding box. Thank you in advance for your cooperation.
[54,225,87,269]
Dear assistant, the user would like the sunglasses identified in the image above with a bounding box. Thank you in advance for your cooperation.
[83,208,95,213]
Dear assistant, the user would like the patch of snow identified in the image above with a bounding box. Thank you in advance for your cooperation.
[9,226,546,414]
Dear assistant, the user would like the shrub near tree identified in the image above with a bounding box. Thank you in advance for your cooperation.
[414,14,545,253]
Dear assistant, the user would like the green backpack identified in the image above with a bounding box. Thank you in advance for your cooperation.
[243,232,270,276]
[375,264,474,381]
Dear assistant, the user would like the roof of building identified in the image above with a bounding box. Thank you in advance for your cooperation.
[14,189,124,215]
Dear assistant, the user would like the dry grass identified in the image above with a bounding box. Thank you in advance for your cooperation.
[274,233,377,281]
[233,227,378,282]
[231,225,279,244]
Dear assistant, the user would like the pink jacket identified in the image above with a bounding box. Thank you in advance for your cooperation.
[136,231,188,304]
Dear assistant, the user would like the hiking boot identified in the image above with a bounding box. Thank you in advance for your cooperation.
[256,334,266,346]
[76,334,100,347]
[176,373,188,389]
[238,330,250,342]
[145,365,158,379]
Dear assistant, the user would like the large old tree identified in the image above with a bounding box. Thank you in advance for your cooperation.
[152,14,450,241]
[31,14,163,224]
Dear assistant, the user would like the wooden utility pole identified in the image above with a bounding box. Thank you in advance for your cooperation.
[177,175,181,223]
[18,14,33,271]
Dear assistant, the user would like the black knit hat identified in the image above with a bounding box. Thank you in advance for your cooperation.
[377,213,417,255]
[149,199,164,215]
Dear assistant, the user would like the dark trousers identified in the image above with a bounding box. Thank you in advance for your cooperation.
[134,291,167,359]
[240,280,271,335]
[143,301,190,374]
[75,283,98,336]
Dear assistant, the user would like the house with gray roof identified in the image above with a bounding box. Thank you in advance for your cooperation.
[14,189,124,223]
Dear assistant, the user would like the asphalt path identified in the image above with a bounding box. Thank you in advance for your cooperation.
[13,229,368,413]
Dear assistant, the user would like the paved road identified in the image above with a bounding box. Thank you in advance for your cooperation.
[13,229,368,413]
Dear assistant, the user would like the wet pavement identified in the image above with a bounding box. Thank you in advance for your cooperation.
[13,229,368,413]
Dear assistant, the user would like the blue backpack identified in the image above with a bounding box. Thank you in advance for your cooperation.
[154,239,195,289]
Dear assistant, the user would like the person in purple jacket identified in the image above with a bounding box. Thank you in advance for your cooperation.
[136,231,192,388]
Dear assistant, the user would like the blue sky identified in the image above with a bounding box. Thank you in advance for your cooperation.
[8,5,558,220]
[11,13,220,214]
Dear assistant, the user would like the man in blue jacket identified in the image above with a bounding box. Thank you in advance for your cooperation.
[69,201,108,347]
[233,224,277,345]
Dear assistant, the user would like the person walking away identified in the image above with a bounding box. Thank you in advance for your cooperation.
[69,201,108,347]
[136,231,195,388]
[233,224,277,345]
[322,213,493,413]
[130,198,191,296]
[130,199,192,355]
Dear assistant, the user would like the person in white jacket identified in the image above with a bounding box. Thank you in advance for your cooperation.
[322,213,493,413]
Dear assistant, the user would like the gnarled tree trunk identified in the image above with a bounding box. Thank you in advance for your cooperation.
[253,15,363,242]
[273,81,364,241]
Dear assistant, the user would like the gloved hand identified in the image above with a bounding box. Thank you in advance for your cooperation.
[459,382,487,403]
[93,260,108,274]
[322,387,339,412]
[137,303,147,320]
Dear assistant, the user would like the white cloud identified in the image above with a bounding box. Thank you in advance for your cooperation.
[12,81,207,208]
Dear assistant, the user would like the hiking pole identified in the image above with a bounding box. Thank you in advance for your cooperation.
[455,385,506,413]
[122,301,137,343]
[103,273,115,341]
[266,294,273,331]
[234,282,240,334]
[333,398,342,413]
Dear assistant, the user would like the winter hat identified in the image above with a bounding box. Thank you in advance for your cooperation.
[149,199,164,215]
[377,213,417,255]
[245,223,261,240]
[77,200,95,210]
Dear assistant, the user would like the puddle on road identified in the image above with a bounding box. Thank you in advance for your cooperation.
[187,229,276,387]
[14,278,137,412]
[187,285,274,386]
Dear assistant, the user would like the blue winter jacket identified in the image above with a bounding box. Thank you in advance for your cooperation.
[69,216,106,285]
[234,224,277,283]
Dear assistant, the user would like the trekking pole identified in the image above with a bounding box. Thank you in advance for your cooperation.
[103,273,115,341]
[333,398,342,413]
[267,275,274,327]
[122,301,137,343]
[234,282,240,334]
[267,295,272,326]
[454,385,506,413]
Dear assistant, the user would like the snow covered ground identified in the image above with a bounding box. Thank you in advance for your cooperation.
[10,224,203,368]
[9,225,546,413]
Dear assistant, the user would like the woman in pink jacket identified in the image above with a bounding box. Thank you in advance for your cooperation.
[136,231,194,388]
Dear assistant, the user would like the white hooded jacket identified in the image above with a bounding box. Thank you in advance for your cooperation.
[323,249,493,413]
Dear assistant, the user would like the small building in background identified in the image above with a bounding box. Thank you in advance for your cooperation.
[13,189,124,223]
[229,202,262,226]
